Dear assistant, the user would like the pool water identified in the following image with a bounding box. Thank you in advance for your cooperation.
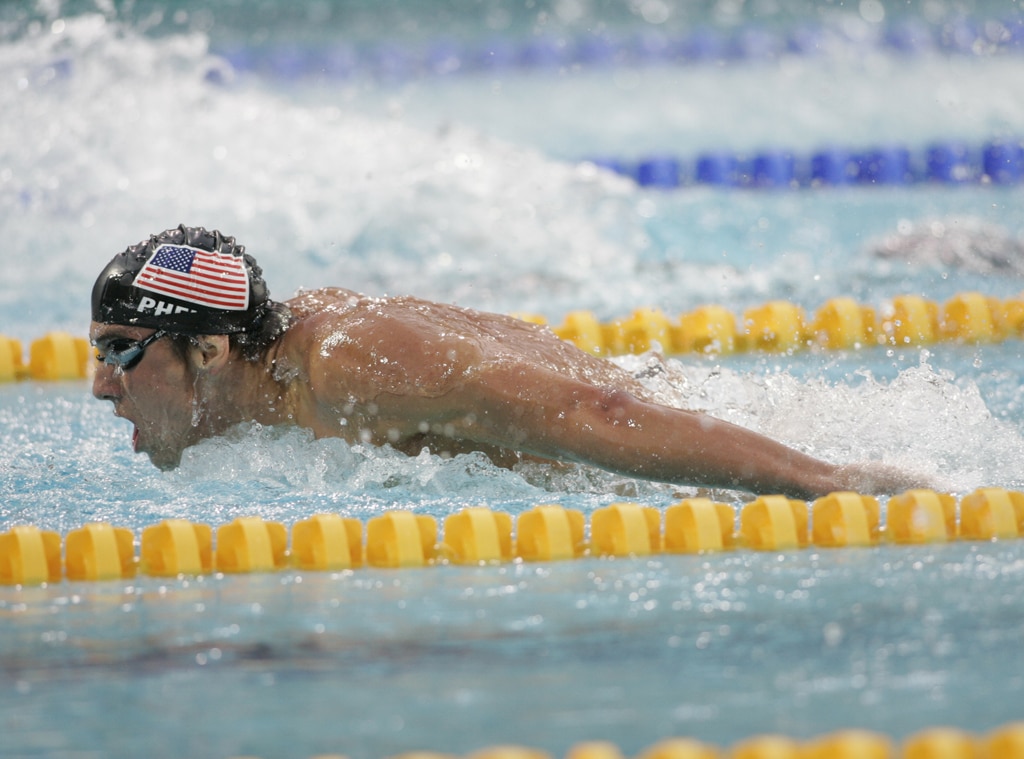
[2,1,1024,757]
[5,543,1024,758]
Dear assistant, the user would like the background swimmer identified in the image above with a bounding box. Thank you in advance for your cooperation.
[91,225,927,499]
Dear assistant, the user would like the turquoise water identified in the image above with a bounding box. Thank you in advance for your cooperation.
[5,544,1024,758]
[2,1,1024,757]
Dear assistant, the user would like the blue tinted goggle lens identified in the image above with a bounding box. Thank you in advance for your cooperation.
[94,330,168,371]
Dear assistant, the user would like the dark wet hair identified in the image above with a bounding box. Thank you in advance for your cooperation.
[92,224,292,360]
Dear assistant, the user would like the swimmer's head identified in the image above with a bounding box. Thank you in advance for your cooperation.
[92,225,292,357]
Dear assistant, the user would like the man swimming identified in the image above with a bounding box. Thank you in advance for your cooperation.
[91,224,924,498]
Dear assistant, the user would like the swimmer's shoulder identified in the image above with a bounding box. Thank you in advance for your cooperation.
[278,287,408,374]
[272,288,361,372]
[284,287,363,321]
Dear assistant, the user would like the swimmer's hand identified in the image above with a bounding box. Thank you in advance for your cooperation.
[832,462,945,496]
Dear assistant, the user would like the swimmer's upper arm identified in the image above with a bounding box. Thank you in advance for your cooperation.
[446,362,671,463]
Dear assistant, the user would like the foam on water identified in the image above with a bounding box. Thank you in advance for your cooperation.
[640,353,1024,488]
[1,13,644,333]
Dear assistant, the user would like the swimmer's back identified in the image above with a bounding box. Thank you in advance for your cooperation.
[279,288,647,400]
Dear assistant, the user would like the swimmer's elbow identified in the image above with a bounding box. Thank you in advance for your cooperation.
[593,387,636,411]
[575,387,647,431]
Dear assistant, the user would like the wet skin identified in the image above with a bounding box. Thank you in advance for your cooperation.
[92,288,927,498]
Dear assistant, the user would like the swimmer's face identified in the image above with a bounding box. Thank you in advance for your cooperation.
[90,322,201,469]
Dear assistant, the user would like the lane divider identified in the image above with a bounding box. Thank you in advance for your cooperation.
[3,291,1022,384]
[532,290,1024,356]
[3,487,1023,585]
[208,14,1024,83]
[591,138,1024,188]
[0,331,91,382]
[218,722,1024,759]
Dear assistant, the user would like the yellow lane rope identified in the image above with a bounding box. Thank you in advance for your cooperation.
[3,488,1022,584]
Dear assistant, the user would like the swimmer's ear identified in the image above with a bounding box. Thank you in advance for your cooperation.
[187,334,232,372]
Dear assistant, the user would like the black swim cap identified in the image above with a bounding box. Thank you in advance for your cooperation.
[91,225,271,334]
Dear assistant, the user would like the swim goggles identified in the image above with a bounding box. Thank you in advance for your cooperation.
[93,330,169,371]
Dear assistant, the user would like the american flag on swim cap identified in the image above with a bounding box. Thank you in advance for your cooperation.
[133,244,250,311]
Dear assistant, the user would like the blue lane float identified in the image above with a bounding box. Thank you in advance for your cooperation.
[209,12,1024,82]
[810,149,858,186]
[588,138,1024,190]
[695,152,741,187]
[984,140,1024,185]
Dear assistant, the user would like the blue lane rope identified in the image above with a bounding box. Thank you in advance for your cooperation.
[14,138,1023,210]
[208,13,1024,83]
[588,138,1024,189]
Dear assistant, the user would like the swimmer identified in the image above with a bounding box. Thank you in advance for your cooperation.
[91,224,924,498]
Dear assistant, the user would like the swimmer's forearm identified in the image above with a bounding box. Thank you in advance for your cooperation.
[556,398,841,498]
[548,396,930,498]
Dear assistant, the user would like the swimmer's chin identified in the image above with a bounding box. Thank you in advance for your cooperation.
[132,426,189,470]
[140,447,184,471]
